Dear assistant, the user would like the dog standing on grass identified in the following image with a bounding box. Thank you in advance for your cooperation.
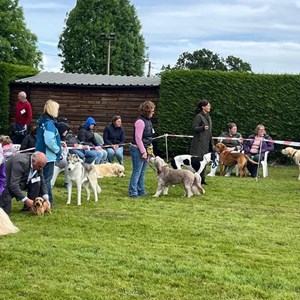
[150,156,205,198]
[281,147,300,180]
[65,154,101,205]
[169,152,218,174]
[215,142,258,177]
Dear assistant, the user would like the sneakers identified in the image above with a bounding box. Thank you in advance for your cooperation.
[225,173,231,177]
[206,173,215,177]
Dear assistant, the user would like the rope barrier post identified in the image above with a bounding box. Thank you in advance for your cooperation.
[164,133,169,162]
[255,139,263,181]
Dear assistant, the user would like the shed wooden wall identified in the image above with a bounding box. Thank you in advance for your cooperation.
[9,84,160,150]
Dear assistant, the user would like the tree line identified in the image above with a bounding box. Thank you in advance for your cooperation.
[1,0,252,76]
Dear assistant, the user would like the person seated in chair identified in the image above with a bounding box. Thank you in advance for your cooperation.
[103,115,125,165]
[20,126,37,152]
[207,122,243,177]
[57,122,98,164]
[243,124,274,178]
[77,117,107,164]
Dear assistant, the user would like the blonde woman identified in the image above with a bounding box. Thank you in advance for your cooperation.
[36,100,62,205]
[243,124,274,177]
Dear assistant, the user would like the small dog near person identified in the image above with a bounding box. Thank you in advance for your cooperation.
[169,152,218,174]
[150,156,205,198]
[93,163,125,178]
[65,154,101,205]
[215,142,258,177]
[31,197,51,216]
[281,147,300,180]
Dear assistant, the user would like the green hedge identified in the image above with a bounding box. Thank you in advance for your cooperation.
[157,70,300,161]
[0,62,37,134]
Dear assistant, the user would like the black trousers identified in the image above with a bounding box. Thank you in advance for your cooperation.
[0,180,43,215]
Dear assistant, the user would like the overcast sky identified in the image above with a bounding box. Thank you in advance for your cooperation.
[19,0,300,75]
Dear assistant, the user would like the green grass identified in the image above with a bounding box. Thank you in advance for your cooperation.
[1,158,300,299]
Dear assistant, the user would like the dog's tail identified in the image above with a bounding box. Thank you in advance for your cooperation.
[194,173,205,194]
[246,156,259,165]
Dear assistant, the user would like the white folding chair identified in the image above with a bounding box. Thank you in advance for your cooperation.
[261,151,270,178]
[51,165,65,187]
[236,151,269,177]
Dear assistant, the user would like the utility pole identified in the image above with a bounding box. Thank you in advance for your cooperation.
[100,32,116,75]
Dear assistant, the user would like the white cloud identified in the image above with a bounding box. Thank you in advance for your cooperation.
[18,0,300,75]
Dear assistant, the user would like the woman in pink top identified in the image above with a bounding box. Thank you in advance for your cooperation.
[128,101,155,197]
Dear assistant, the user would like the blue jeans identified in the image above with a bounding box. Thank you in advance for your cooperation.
[107,147,124,165]
[128,145,148,197]
[94,149,107,164]
[43,161,55,205]
[69,149,98,164]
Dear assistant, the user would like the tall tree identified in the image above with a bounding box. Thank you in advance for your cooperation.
[162,48,251,73]
[0,0,42,69]
[58,0,145,76]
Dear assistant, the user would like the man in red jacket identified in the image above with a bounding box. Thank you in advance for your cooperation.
[12,91,32,144]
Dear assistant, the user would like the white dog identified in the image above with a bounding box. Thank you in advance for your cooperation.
[150,156,205,198]
[169,151,218,174]
[281,147,300,180]
[65,154,101,205]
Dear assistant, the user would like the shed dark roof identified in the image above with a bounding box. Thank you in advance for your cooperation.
[14,71,161,87]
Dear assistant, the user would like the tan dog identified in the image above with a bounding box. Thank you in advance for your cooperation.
[215,142,258,177]
[93,163,125,178]
[31,197,51,216]
[281,147,300,180]
[150,156,205,198]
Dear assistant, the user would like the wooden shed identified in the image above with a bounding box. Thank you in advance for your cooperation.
[9,72,160,147]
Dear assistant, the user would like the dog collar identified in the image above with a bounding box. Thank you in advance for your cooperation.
[292,151,297,158]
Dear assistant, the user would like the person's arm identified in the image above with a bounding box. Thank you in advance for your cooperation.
[192,114,206,133]
[25,101,32,126]
[264,135,275,152]
[103,126,112,145]
[135,120,146,156]
[0,163,6,196]
[43,122,61,154]
[120,127,125,144]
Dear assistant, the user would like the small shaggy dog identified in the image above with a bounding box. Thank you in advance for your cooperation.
[93,163,125,178]
[169,152,218,174]
[281,147,300,180]
[215,142,258,177]
[150,156,205,198]
[31,197,51,216]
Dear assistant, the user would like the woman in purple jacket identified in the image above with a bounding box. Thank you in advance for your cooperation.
[243,124,274,177]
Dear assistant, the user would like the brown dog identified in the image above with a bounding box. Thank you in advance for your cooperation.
[215,142,258,177]
[31,197,51,216]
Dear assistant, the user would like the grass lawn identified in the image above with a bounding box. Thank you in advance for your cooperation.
[0,157,299,300]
